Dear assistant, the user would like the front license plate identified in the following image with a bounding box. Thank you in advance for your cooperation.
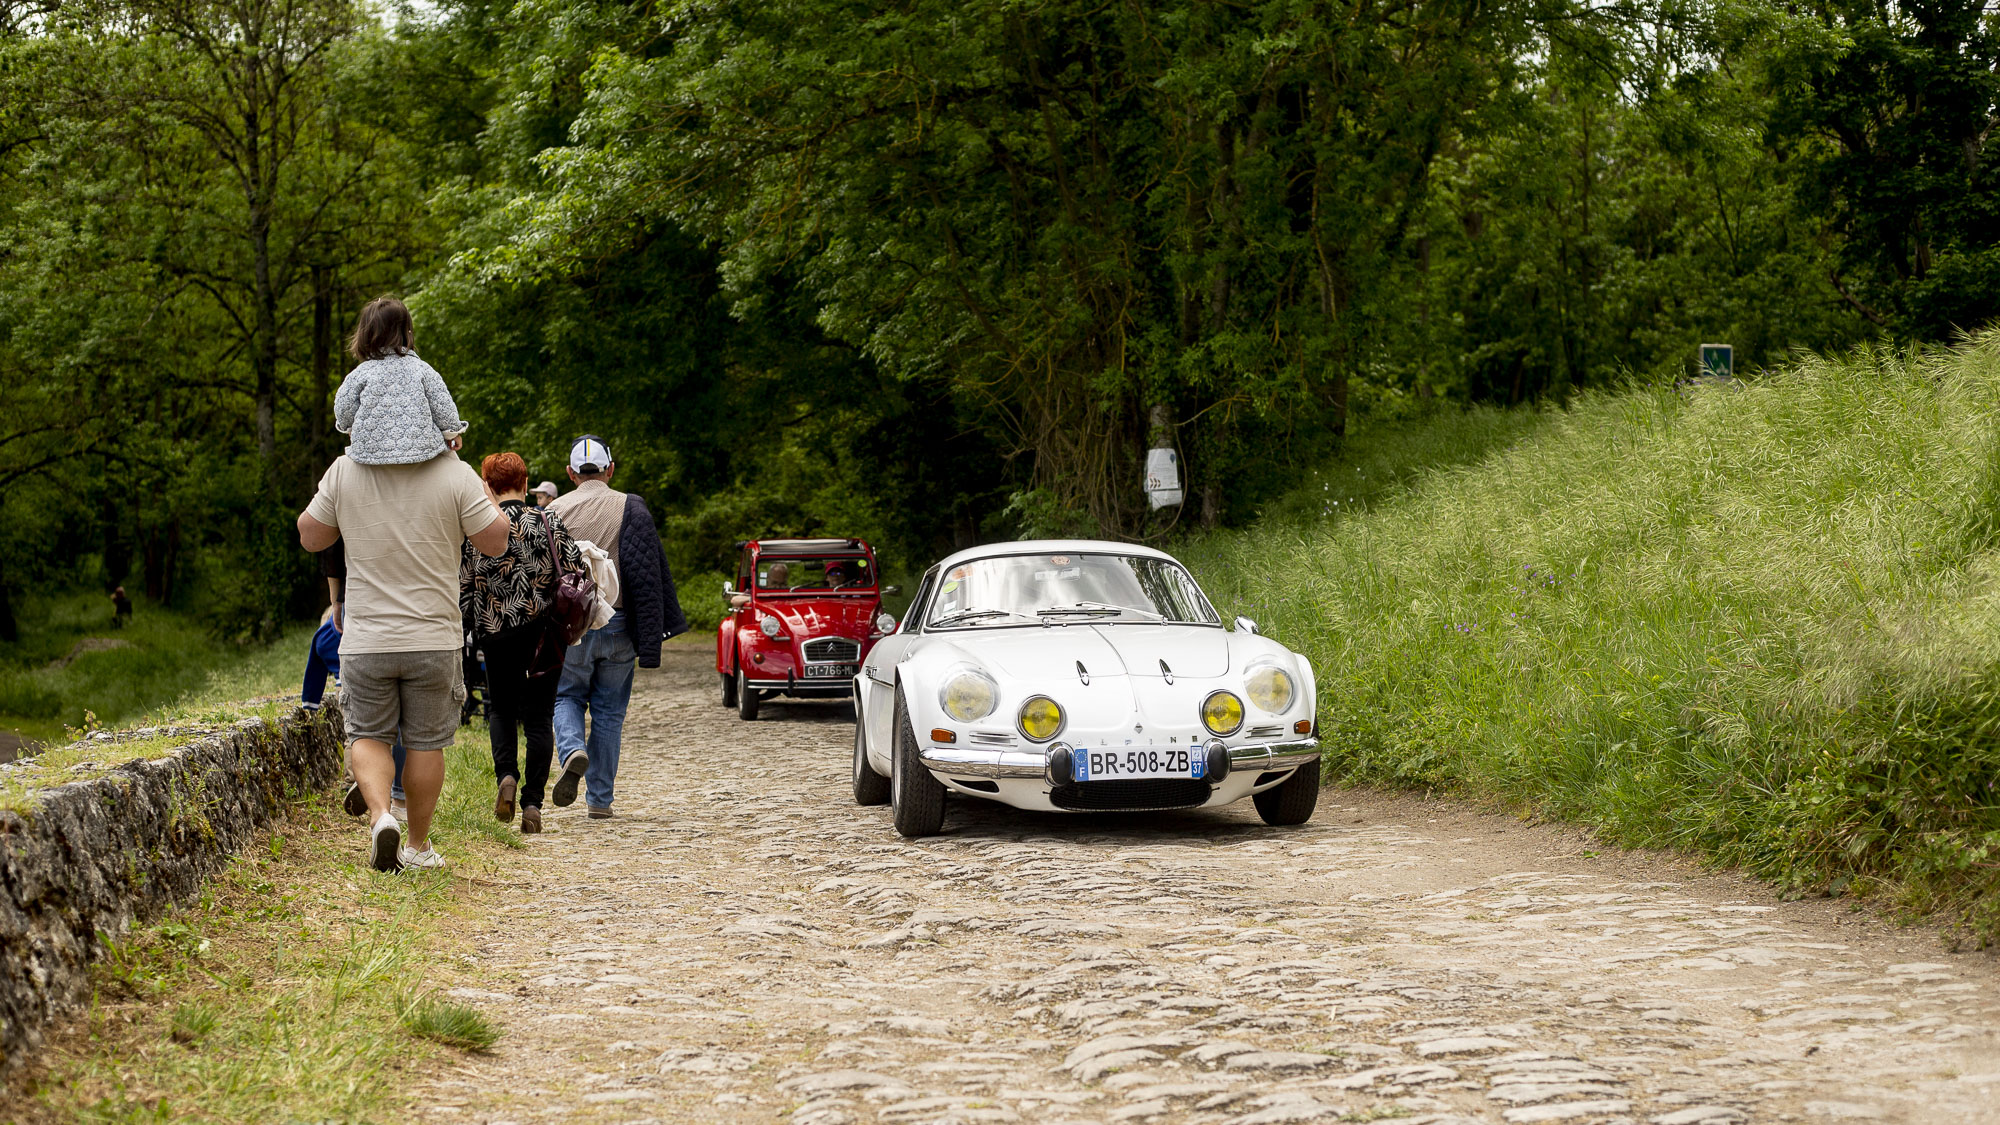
[1072,746,1204,783]
[803,664,858,679]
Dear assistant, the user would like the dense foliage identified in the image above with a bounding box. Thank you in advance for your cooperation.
[4,0,1999,636]
[1183,337,2000,941]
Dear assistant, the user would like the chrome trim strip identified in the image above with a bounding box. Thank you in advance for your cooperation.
[1227,738,1319,771]
[918,738,1317,781]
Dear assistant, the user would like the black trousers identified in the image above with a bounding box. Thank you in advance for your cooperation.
[482,625,559,808]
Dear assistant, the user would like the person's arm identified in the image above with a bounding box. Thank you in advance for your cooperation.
[332,367,363,434]
[468,508,509,557]
[298,510,339,552]
[421,362,468,440]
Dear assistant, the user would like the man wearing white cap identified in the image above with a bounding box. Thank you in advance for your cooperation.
[530,481,559,508]
[543,434,686,817]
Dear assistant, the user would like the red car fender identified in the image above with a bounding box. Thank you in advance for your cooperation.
[716,615,739,675]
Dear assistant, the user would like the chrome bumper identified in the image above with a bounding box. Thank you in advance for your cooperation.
[918,738,1320,780]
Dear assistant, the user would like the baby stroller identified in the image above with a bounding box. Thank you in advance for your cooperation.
[460,642,492,726]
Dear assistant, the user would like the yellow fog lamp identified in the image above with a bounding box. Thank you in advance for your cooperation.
[1017,695,1065,742]
[1201,690,1245,736]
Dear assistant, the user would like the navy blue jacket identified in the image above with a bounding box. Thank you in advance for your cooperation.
[618,493,687,668]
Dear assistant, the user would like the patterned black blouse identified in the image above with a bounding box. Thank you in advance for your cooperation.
[460,500,586,640]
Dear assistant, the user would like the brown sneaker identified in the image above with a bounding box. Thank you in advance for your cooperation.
[494,776,517,823]
[520,805,542,834]
[587,806,614,820]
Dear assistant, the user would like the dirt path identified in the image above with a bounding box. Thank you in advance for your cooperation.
[409,643,2000,1125]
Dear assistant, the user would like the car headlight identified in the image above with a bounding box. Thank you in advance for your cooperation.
[1017,695,1064,742]
[1246,665,1295,713]
[1201,690,1245,736]
[939,668,998,722]
[759,615,781,639]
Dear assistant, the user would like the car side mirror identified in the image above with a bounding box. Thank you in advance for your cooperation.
[883,585,901,597]
[722,580,736,599]
[1234,615,1261,635]
[875,612,897,635]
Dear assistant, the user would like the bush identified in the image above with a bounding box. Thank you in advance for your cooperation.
[1182,336,2000,943]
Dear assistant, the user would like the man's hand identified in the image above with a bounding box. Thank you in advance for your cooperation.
[468,508,511,557]
[448,433,465,452]
[298,511,339,552]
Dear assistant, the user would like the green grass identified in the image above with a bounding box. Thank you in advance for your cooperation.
[0,592,312,746]
[1182,337,2000,943]
[398,994,501,1050]
[12,720,520,1122]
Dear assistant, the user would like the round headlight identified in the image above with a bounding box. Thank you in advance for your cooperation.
[1246,665,1295,713]
[940,669,998,722]
[1017,696,1065,742]
[759,615,781,638]
[1201,690,1245,736]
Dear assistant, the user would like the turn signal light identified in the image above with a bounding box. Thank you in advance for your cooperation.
[1293,719,1312,734]
[931,728,957,744]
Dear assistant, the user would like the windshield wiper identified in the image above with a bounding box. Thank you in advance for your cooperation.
[1037,601,1165,621]
[931,608,1031,627]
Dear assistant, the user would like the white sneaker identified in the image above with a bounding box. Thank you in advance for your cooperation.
[370,814,402,872]
[398,844,446,871]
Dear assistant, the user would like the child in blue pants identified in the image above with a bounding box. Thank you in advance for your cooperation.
[305,602,407,814]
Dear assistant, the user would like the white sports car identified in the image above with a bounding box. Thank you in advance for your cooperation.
[852,540,1321,837]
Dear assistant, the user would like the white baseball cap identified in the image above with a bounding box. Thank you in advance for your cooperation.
[569,435,613,474]
[531,480,559,497]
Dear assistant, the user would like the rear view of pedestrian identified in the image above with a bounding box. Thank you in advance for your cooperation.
[544,435,686,818]
[460,452,584,834]
[296,300,511,873]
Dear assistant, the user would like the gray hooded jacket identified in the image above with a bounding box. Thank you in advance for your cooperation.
[333,351,467,465]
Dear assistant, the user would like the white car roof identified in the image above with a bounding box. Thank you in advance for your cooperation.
[930,539,1183,574]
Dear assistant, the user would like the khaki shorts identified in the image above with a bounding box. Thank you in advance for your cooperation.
[340,649,465,751]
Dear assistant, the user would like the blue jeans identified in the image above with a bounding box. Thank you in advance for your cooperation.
[554,611,636,809]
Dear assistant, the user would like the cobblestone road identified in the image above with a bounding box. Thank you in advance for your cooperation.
[411,645,2000,1125]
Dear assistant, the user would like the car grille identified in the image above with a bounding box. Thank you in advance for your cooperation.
[968,731,1016,747]
[1050,779,1213,812]
[803,637,862,663]
[1247,723,1285,738]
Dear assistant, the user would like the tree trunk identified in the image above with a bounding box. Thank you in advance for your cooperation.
[0,561,15,644]
[246,57,280,496]
[311,265,332,481]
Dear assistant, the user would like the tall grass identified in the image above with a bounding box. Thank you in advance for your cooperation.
[0,592,311,744]
[1183,338,2000,941]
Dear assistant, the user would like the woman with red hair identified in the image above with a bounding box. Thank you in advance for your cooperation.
[460,451,584,833]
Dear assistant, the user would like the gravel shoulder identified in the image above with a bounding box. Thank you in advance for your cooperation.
[407,642,2000,1125]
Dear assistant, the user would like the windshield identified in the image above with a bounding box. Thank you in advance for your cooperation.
[757,555,875,592]
[925,553,1219,628]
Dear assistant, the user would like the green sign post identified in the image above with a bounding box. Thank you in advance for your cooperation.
[1700,343,1733,380]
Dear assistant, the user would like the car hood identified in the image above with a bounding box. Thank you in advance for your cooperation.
[968,623,1232,679]
[760,598,877,637]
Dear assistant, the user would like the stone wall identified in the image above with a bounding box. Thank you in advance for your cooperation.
[0,704,344,1069]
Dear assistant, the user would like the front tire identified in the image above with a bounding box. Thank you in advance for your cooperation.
[736,666,760,721]
[1253,758,1321,826]
[720,666,738,708]
[889,688,944,837]
[852,694,889,806]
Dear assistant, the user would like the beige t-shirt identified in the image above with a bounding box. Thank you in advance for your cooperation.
[547,479,626,608]
[306,454,496,655]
